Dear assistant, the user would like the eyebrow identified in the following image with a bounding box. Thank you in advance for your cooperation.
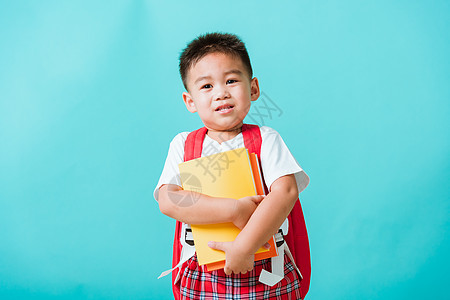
[193,69,244,85]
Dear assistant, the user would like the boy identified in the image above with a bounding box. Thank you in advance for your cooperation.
[155,32,310,299]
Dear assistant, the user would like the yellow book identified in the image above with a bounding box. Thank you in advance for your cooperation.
[179,147,277,269]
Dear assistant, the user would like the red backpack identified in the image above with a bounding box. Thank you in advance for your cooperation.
[172,124,311,299]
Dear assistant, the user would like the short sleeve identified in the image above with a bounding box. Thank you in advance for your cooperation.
[153,132,189,201]
[260,127,310,194]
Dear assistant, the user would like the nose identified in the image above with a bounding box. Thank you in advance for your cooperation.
[214,85,230,101]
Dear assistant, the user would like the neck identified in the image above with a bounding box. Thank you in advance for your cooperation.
[206,125,243,144]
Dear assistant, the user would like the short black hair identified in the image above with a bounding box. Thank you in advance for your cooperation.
[179,32,253,90]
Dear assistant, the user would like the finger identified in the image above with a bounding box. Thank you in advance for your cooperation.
[252,195,266,204]
[263,242,271,249]
[208,241,224,251]
[223,266,232,275]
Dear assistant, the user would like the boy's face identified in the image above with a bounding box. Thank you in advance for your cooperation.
[182,52,259,133]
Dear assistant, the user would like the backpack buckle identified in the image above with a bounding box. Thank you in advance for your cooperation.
[185,227,195,246]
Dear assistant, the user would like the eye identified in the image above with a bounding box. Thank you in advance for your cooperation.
[226,79,237,84]
[201,84,212,89]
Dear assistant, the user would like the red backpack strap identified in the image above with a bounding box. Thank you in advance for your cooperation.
[241,124,269,195]
[172,223,182,299]
[184,127,208,161]
[172,127,208,300]
[242,124,261,157]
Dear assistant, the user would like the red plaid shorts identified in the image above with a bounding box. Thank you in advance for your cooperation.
[177,253,302,300]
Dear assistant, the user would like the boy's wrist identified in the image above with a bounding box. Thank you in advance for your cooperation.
[233,232,259,256]
[230,198,240,224]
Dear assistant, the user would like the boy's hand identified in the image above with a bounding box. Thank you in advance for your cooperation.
[232,195,265,229]
[208,241,256,275]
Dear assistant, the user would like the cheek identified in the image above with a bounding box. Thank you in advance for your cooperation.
[241,87,252,98]
[238,102,251,117]
[196,103,212,118]
[198,102,211,112]
[193,96,208,109]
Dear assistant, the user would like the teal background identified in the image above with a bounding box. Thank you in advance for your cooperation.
[1,1,448,299]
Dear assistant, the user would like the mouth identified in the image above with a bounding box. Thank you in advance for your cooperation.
[215,104,235,113]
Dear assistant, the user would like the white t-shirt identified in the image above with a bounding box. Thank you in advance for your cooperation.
[154,126,309,201]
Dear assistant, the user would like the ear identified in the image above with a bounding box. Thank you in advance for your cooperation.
[250,77,260,101]
[183,92,197,113]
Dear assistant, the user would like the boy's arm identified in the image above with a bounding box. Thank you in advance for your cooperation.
[158,184,265,227]
[208,174,298,275]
